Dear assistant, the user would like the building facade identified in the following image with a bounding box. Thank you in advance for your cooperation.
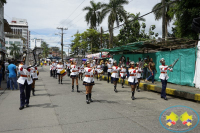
[9,17,30,49]
[30,38,43,49]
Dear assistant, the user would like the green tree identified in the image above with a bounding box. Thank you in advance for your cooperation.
[83,1,102,29]
[152,0,175,38]
[118,13,145,45]
[41,42,49,58]
[168,0,200,39]
[0,0,7,4]
[71,29,109,55]
[101,0,129,48]
[8,44,21,59]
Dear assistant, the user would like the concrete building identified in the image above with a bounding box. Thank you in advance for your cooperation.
[0,1,12,61]
[30,38,44,49]
[5,34,25,59]
[9,17,30,49]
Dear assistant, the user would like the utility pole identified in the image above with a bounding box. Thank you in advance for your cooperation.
[56,27,68,62]
[162,0,166,40]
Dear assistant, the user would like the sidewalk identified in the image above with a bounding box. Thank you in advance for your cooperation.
[99,74,200,102]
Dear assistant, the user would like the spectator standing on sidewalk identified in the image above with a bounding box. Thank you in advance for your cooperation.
[145,58,157,83]
[1,62,5,81]
[143,58,148,80]
[5,60,9,82]
[8,61,18,90]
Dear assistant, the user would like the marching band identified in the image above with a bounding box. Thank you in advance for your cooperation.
[16,56,174,110]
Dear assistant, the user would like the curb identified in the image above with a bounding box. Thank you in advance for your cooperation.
[98,75,200,102]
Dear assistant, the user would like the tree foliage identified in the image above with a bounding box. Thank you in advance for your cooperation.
[101,0,129,48]
[71,29,109,55]
[0,0,6,4]
[83,1,102,29]
[8,44,21,59]
[41,42,49,58]
[168,0,200,39]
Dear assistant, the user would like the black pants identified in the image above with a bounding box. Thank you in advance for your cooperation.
[161,79,167,98]
[19,80,31,107]
[67,69,70,77]
[50,70,53,77]
[107,72,113,83]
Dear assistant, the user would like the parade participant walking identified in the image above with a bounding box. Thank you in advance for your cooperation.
[128,61,138,100]
[159,58,173,100]
[56,61,64,84]
[30,66,38,96]
[17,62,33,110]
[136,62,142,92]
[66,61,71,77]
[53,61,57,78]
[50,63,53,77]
[145,58,157,83]
[111,61,121,92]
[96,62,103,81]
[70,60,80,92]
[120,64,126,88]
[83,61,95,104]
[107,60,113,83]
[126,57,130,78]
[79,62,84,81]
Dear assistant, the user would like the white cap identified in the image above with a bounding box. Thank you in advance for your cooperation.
[130,61,135,65]
[160,58,165,62]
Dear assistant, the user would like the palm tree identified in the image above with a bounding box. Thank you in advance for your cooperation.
[152,0,175,38]
[8,44,21,59]
[83,1,102,29]
[101,0,129,48]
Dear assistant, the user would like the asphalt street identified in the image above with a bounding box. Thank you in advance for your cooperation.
[0,66,199,133]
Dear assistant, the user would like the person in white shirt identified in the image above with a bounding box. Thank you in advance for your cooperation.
[159,58,173,100]
[135,62,143,92]
[83,61,96,104]
[57,61,65,84]
[17,62,33,110]
[66,61,71,77]
[50,63,53,77]
[30,66,38,96]
[96,62,103,81]
[111,61,121,92]
[79,62,84,81]
[128,61,138,100]
[70,60,80,92]
[120,64,126,88]
[107,60,113,83]
[109,56,114,65]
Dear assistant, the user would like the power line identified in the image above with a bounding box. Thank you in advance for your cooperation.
[103,1,176,33]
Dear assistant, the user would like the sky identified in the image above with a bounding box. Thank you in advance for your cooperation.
[4,0,173,55]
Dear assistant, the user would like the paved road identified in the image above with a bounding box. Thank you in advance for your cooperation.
[0,66,199,133]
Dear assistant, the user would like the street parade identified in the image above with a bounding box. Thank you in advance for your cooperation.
[1,0,200,133]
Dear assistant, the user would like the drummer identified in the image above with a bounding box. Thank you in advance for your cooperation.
[120,64,127,88]
[56,61,64,84]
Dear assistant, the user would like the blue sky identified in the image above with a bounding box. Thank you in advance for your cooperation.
[4,0,172,55]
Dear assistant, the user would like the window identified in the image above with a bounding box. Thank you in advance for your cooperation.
[9,41,13,44]
[5,41,8,44]
[14,41,20,45]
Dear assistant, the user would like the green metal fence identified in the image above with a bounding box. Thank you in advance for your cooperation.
[114,47,196,86]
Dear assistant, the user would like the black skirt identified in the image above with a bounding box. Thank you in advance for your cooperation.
[70,75,78,79]
[83,81,95,86]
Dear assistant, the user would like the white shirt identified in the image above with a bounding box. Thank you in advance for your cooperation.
[111,66,120,78]
[120,67,127,77]
[107,63,113,73]
[128,68,138,83]
[109,58,114,65]
[70,65,78,75]
[31,67,38,80]
[136,67,143,78]
[159,65,169,80]
[83,67,94,83]
[57,64,64,73]
[66,63,71,69]
[17,64,33,85]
